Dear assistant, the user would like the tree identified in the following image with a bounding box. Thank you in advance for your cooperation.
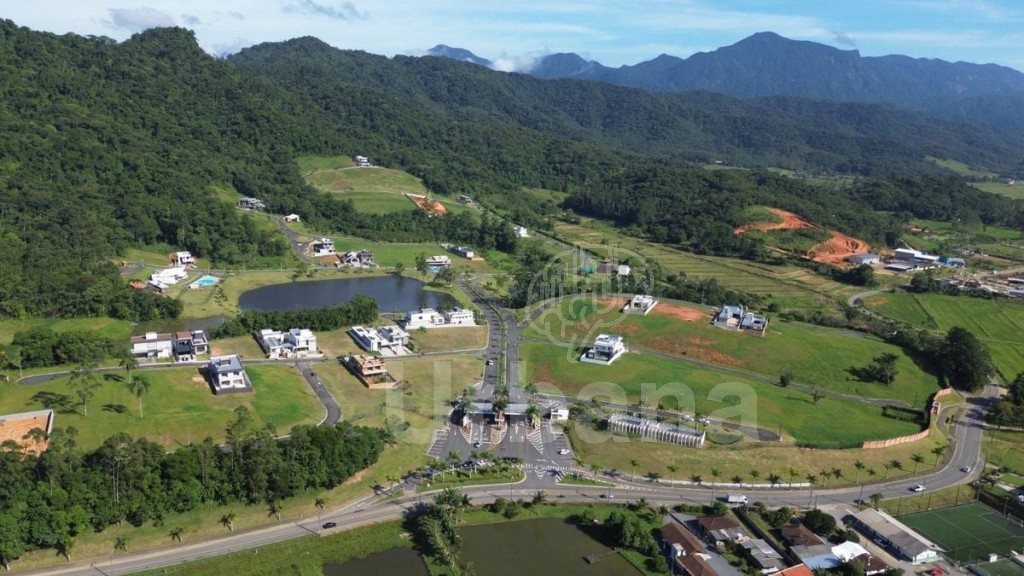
[630,459,639,480]
[118,351,139,383]
[127,376,150,418]
[393,262,405,276]
[531,491,547,507]
[931,445,946,465]
[68,356,100,417]
[869,493,884,510]
[789,467,800,489]
[811,388,825,404]
[57,536,75,562]
[524,403,540,429]
[767,473,781,487]
[910,453,925,473]
[941,326,993,392]
[220,512,236,531]
[854,460,865,483]
[114,536,127,552]
[415,253,429,278]
[0,514,26,571]
[667,464,679,475]
[803,509,837,536]
[267,500,282,520]
[169,527,184,542]
[868,353,900,385]
[779,371,794,387]
[315,497,327,521]
[710,467,721,499]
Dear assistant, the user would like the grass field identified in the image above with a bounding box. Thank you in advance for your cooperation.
[410,326,488,353]
[865,292,1024,377]
[927,157,999,179]
[521,343,922,445]
[524,298,938,406]
[900,502,1024,563]
[3,365,322,449]
[0,317,133,346]
[973,181,1024,201]
[984,430,1024,475]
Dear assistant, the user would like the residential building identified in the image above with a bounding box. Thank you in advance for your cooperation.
[849,253,880,266]
[312,238,336,256]
[344,354,398,389]
[617,264,632,276]
[284,214,301,222]
[846,508,941,564]
[255,328,319,359]
[739,313,769,333]
[131,330,208,361]
[237,197,266,210]
[662,521,722,576]
[150,267,188,286]
[580,334,627,364]
[425,255,451,267]
[0,409,54,455]
[404,307,475,329]
[206,355,250,394]
[170,251,196,267]
[790,543,839,570]
[713,305,745,328]
[514,225,529,237]
[740,539,786,574]
[337,250,375,268]
[776,565,814,576]
[457,194,472,204]
[780,524,824,548]
[349,325,408,355]
[451,246,475,259]
[696,516,748,547]
[354,155,370,167]
[623,294,658,315]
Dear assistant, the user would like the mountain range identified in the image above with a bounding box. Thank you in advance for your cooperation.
[427,33,1024,132]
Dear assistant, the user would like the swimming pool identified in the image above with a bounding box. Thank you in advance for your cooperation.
[189,275,220,289]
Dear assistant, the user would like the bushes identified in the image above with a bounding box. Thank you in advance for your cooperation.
[210,295,379,338]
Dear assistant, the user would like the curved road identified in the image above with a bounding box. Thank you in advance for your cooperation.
[13,282,1000,575]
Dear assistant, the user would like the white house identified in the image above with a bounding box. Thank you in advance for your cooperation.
[255,328,319,359]
[349,325,409,355]
[404,307,475,329]
[451,246,475,259]
[617,264,631,276]
[130,330,208,361]
[337,250,375,268]
[425,255,451,267]
[237,197,266,210]
[284,214,301,222]
[514,225,529,238]
[206,355,250,394]
[312,238,336,256]
[150,267,188,286]
[354,155,370,167]
[171,251,196,267]
[130,332,174,360]
[581,334,627,365]
[848,253,880,266]
[623,294,658,315]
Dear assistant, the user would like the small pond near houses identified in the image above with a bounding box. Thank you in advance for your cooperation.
[238,276,456,312]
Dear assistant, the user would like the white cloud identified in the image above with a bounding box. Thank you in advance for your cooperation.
[106,7,176,33]
[491,50,550,73]
[281,0,368,22]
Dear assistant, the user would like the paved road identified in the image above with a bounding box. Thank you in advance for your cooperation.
[299,362,341,425]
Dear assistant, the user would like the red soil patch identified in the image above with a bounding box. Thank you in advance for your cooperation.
[807,232,870,264]
[652,302,708,323]
[736,207,871,266]
[734,208,816,234]
[406,194,449,216]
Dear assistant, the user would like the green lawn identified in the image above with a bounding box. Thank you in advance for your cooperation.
[3,364,322,449]
[410,327,488,353]
[984,429,1024,475]
[972,181,1024,201]
[524,298,938,406]
[900,502,1024,562]
[865,292,1024,377]
[520,343,921,445]
[0,317,133,346]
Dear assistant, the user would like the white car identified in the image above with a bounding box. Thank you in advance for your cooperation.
[558,448,570,455]
[911,484,925,492]
[960,466,972,473]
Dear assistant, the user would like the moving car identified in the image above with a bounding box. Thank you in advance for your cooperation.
[558,448,570,455]
[322,522,337,529]
[473,441,482,448]
[911,484,925,492]
[486,359,494,366]
[960,466,972,473]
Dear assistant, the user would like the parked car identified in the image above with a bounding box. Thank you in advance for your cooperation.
[558,449,570,455]
[322,522,337,529]
[911,484,925,492]
[473,441,482,448]
[486,359,494,366]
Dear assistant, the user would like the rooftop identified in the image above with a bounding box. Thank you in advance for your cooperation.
[209,355,243,373]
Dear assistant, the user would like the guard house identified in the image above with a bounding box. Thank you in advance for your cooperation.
[463,401,530,426]
[311,238,336,257]
[580,334,627,365]
[205,355,251,394]
[623,294,658,315]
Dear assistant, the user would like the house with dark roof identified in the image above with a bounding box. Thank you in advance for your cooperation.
[780,524,825,548]
[740,538,787,574]
[697,516,749,547]
[205,355,251,394]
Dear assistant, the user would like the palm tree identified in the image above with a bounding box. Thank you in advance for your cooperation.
[127,376,149,418]
[119,352,139,383]
[819,469,831,486]
[114,536,127,552]
[446,451,461,476]
[169,527,184,542]
[767,473,781,487]
[524,383,538,400]
[220,512,236,531]
[630,459,639,481]
[883,462,893,479]
[636,497,649,512]
[867,468,877,479]
[57,536,75,562]
[869,493,884,510]
[532,490,547,506]
[911,453,925,474]
[315,497,327,522]
[932,445,947,466]
[750,470,761,482]
[731,475,743,485]
[831,467,843,483]
[524,403,541,429]
[788,467,800,490]
[854,460,865,483]
[68,357,99,417]
[691,474,703,485]
[590,463,602,477]
[268,500,282,519]
[710,468,721,499]
[668,464,679,475]
[492,397,508,430]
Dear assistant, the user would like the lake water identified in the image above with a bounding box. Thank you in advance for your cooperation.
[325,518,641,576]
[238,276,457,312]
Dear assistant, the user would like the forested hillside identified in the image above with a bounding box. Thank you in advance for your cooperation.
[2,20,1024,319]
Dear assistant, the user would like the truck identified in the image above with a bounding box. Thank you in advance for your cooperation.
[727,494,748,504]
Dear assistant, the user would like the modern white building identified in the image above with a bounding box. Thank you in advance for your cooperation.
[349,325,409,355]
[849,253,880,266]
[514,225,529,237]
[237,197,266,210]
[623,294,658,315]
[714,304,745,328]
[206,355,250,394]
[284,214,301,222]
[425,255,451,267]
[312,238,336,256]
[150,267,188,287]
[354,155,370,167]
[451,246,475,259]
[580,334,627,364]
[617,264,632,276]
[130,330,209,361]
[255,328,319,359]
[171,251,196,267]
[404,307,475,329]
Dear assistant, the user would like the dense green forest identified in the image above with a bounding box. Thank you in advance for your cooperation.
[2,20,1024,320]
[0,414,386,569]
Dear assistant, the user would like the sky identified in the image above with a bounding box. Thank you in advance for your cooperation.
[5,0,1024,72]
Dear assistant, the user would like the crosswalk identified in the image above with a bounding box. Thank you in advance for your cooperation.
[526,427,545,453]
[426,428,448,458]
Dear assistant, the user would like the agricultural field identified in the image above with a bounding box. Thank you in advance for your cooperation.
[864,292,1024,377]
[299,155,475,217]
[523,298,939,406]
[520,343,923,445]
[900,502,1024,563]
[927,157,999,179]
[972,181,1024,201]
[3,364,323,449]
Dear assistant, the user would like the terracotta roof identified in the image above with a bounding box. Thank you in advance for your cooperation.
[174,331,192,340]
[777,564,815,576]
[661,522,705,554]
[698,516,741,531]
[676,554,718,576]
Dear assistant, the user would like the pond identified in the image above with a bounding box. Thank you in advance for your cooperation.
[324,518,642,576]
[238,276,457,312]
